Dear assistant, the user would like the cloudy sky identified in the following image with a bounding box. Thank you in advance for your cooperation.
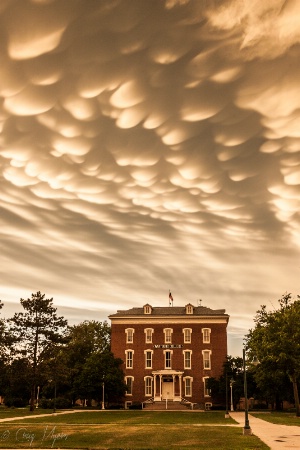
[1,0,300,356]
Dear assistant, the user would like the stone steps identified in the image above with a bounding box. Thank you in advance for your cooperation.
[144,401,191,410]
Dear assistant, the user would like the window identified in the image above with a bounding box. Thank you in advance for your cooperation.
[145,377,152,396]
[205,402,212,411]
[144,304,152,314]
[185,304,194,314]
[125,377,133,395]
[145,328,154,343]
[164,350,172,369]
[203,377,211,397]
[183,350,192,369]
[164,328,173,344]
[184,377,192,396]
[125,350,134,369]
[202,350,211,370]
[125,328,134,343]
[202,328,211,343]
[183,328,192,343]
[145,350,153,369]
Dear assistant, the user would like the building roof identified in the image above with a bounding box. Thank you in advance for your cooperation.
[109,305,228,318]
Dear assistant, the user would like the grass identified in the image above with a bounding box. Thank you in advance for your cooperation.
[251,411,300,427]
[0,409,269,449]
[0,408,54,418]
[9,410,236,424]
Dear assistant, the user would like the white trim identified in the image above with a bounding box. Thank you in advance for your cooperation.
[163,328,173,344]
[183,376,193,397]
[203,376,211,397]
[144,349,153,369]
[125,328,135,344]
[144,328,154,343]
[163,349,173,369]
[183,328,192,343]
[202,349,211,370]
[202,328,211,344]
[110,317,228,325]
[125,376,134,396]
[183,349,192,369]
[144,376,153,396]
[125,349,134,369]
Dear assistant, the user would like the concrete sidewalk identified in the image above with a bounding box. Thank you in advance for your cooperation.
[230,412,300,449]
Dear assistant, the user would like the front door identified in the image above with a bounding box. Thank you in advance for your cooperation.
[162,380,173,400]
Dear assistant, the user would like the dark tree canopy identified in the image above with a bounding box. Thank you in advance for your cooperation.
[246,293,300,416]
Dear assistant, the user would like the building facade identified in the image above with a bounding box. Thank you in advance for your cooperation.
[109,303,229,409]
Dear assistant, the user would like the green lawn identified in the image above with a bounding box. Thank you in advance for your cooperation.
[0,408,54,418]
[251,411,300,427]
[9,410,236,424]
[0,410,269,449]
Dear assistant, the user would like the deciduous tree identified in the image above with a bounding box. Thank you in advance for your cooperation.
[246,293,300,416]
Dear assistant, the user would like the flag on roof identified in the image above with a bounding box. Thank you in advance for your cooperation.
[169,290,173,306]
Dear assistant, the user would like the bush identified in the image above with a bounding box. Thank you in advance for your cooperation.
[128,402,142,410]
[5,397,28,408]
[210,405,226,410]
[108,404,124,409]
[38,397,72,409]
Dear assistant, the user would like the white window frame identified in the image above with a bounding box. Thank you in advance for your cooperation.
[183,350,192,369]
[144,328,154,343]
[144,304,152,314]
[202,328,211,344]
[183,328,192,343]
[202,350,211,370]
[144,376,153,396]
[164,350,172,369]
[164,328,173,344]
[125,376,134,396]
[125,350,134,369]
[205,402,212,410]
[144,350,153,369]
[203,377,211,397]
[125,328,134,344]
[186,304,194,314]
[184,377,192,397]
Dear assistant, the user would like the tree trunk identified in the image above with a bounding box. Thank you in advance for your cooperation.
[30,327,39,411]
[291,373,300,417]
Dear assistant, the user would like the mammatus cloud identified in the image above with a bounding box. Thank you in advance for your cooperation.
[0,0,300,355]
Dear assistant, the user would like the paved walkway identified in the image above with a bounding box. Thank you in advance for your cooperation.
[230,412,300,449]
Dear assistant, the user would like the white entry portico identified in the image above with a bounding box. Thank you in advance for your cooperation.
[152,370,184,401]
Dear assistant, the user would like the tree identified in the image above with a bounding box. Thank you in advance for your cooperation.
[63,320,111,403]
[207,356,258,410]
[74,351,126,406]
[246,293,300,416]
[8,292,68,411]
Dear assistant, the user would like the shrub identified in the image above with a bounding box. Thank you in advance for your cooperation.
[38,397,72,409]
[128,402,142,410]
[5,397,28,408]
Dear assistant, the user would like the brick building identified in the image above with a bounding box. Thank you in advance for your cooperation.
[109,302,229,409]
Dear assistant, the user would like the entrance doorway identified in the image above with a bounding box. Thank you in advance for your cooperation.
[162,379,173,400]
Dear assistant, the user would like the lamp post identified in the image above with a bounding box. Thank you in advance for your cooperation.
[53,377,57,414]
[225,372,229,418]
[230,378,234,412]
[36,386,40,408]
[101,381,105,410]
[243,348,251,435]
